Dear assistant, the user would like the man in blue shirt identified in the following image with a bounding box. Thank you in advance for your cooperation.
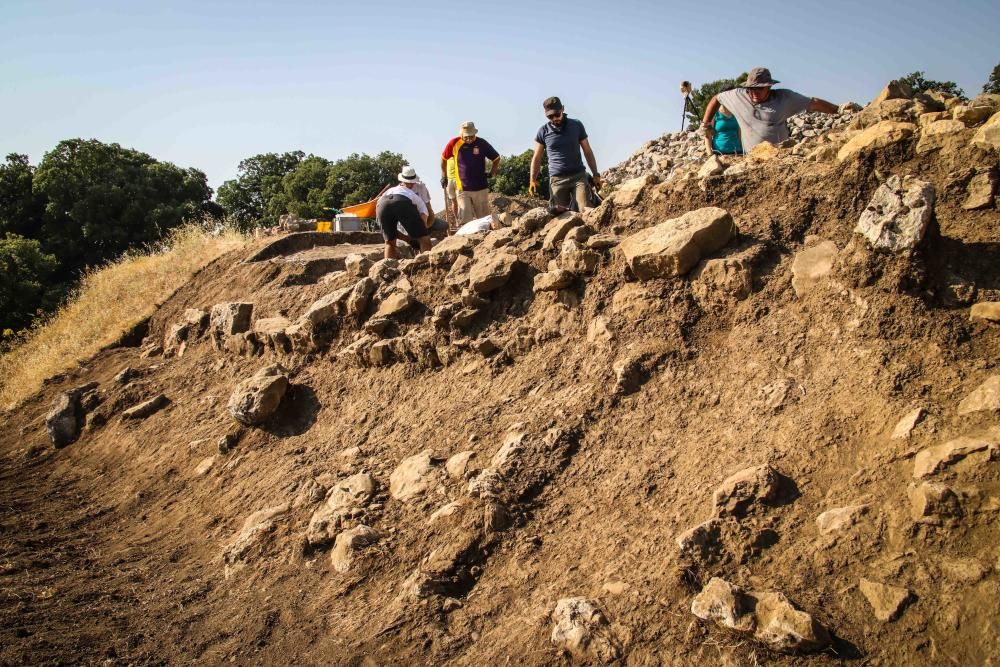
[529,96,601,210]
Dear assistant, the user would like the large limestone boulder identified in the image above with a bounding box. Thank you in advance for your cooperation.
[953,104,993,126]
[690,577,756,632]
[963,171,997,210]
[541,212,584,250]
[227,365,289,425]
[301,287,352,327]
[550,597,621,663]
[791,241,838,296]
[468,253,520,294]
[389,450,440,502]
[912,427,1000,478]
[618,207,734,280]
[534,269,575,292]
[373,292,415,319]
[611,174,656,208]
[971,93,1000,112]
[915,119,969,154]
[516,207,553,234]
[873,80,913,105]
[837,121,916,162]
[971,111,1000,151]
[855,175,934,252]
[345,277,377,317]
[210,302,253,336]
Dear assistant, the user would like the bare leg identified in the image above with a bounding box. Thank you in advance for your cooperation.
[384,240,400,260]
[418,237,432,253]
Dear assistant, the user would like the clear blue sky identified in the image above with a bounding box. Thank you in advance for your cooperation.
[2,0,997,211]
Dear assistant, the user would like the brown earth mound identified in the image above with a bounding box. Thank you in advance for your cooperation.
[2,109,999,665]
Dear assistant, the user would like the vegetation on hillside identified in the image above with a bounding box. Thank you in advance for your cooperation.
[0,143,216,333]
[490,150,549,198]
[0,224,246,409]
[898,70,966,99]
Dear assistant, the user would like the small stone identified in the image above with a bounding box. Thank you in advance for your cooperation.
[446,451,477,479]
[194,457,215,476]
[815,504,869,535]
[373,292,415,319]
[344,253,373,277]
[713,464,780,518]
[389,450,440,502]
[222,504,289,564]
[122,394,169,420]
[791,241,838,296]
[541,213,584,250]
[690,577,756,632]
[855,175,935,253]
[330,525,379,573]
[698,155,726,178]
[752,591,830,652]
[210,302,253,336]
[550,597,621,663]
[859,578,913,622]
[957,376,1000,415]
[227,365,289,426]
[891,407,926,439]
[970,302,1000,323]
[45,392,82,448]
[962,172,996,210]
[909,482,962,522]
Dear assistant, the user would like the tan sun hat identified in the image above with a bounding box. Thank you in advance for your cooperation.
[459,121,478,136]
[743,67,780,88]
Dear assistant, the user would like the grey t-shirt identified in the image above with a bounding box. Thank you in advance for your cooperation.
[717,88,811,151]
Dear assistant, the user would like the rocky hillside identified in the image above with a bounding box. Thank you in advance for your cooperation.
[1,82,999,666]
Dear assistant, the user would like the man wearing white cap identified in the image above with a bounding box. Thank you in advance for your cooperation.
[440,121,501,224]
[376,168,432,259]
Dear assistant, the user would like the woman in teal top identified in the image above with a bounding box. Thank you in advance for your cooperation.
[710,108,743,154]
[701,85,743,155]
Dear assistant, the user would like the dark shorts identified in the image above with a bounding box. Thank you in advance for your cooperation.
[376,194,428,242]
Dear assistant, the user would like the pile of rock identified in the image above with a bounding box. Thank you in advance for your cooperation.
[603,105,859,186]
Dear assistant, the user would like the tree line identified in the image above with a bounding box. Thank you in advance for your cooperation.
[3,63,997,337]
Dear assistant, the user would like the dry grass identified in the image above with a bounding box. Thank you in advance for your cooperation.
[0,224,247,409]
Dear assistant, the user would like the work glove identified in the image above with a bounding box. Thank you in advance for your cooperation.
[440,176,448,188]
[528,180,538,197]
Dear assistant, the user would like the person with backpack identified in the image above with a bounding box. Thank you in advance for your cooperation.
[529,96,601,211]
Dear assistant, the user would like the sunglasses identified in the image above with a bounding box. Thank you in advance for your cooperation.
[546,111,564,120]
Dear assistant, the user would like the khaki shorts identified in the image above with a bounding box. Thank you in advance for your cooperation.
[457,188,490,224]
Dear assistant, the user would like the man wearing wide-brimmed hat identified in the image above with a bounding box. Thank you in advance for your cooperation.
[376,168,432,259]
[701,67,838,152]
[440,121,501,224]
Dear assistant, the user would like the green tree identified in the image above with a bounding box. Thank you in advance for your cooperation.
[685,73,748,131]
[325,151,408,209]
[216,151,304,230]
[984,63,1000,94]
[898,71,966,99]
[32,139,212,277]
[0,153,44,240]
[281,155,333,219]
[0,234,60,334]
[489,150,549,197]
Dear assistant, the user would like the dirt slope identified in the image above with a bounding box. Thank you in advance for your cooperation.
[1,125,999,666]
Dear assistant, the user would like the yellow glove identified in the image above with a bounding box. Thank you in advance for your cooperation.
[528,180,538,197]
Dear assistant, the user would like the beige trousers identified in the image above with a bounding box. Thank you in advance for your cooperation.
[457,188,490,223]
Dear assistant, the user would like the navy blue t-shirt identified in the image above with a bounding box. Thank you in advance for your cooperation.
[535,117,588,177]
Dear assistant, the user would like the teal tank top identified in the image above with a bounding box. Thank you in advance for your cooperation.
[712,111,743,154]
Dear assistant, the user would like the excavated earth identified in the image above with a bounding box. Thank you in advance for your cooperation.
[1,116,999,666]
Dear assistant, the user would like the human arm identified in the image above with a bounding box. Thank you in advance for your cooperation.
[490,156,500,178]
[807,97,838,114]
[702,95,721,154]
[580,137,601,189]
[440,156,448,187]
[529,142,545,195]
